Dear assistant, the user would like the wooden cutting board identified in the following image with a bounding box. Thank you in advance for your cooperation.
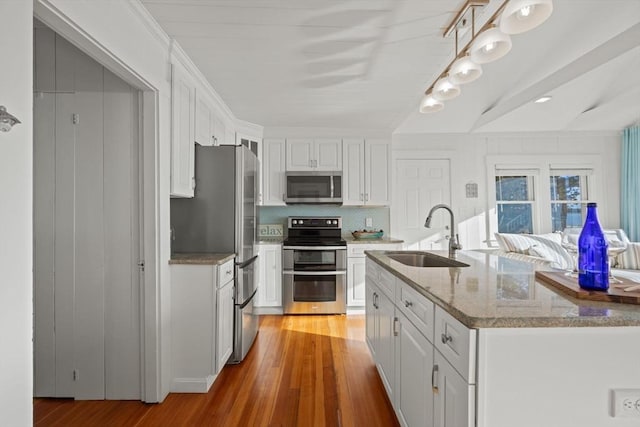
[535,271,640,305]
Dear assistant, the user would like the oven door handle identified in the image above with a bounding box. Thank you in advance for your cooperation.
[283,270,347,276]
[283,246,347,251]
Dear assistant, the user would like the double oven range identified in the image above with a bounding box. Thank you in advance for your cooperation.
[283,217,347,314]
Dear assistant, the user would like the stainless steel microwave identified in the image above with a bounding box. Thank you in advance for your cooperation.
[285,171,342,205]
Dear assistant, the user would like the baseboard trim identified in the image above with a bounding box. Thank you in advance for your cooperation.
[170,374,216,393]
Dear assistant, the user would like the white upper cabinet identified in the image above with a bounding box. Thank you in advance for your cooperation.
[286,138,342,171]
[261,138,286,206]
[343,138,390,206]
[194,91,214,146]
[170,62,196,198]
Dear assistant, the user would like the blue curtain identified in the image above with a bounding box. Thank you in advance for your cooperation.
[621,126,640,241]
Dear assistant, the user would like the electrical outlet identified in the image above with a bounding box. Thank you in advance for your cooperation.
[611,389,640,418]
[365,217,373,227]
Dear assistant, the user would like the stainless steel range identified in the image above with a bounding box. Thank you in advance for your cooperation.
[282,217,347,314]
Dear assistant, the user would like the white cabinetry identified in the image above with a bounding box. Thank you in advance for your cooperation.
[195,92,214,146]
[170,62,196,197]
[261,138,287,206]
[170,257,235,393]
[256,243,283,310]
[395,310,434,427]
[286,138,342,171]
[347,242,401,307]
[216,259,235,371]
[365,259,475,427]
[342,138,390,206]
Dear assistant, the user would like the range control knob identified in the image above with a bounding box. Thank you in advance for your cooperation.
[332,220,338,225]
[292,220,297,225]
[326,220,331,225]
[299,220,304,225]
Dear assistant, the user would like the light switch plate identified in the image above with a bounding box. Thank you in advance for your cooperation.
[365,217,373,227]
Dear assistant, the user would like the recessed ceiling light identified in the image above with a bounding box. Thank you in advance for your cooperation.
[534,96,552,103]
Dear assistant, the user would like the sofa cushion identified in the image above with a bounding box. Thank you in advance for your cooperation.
[619,242,640,270]
[495,233,574,270]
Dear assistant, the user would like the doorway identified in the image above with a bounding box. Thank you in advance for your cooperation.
[33,24,143,400]
[391,154,451,250]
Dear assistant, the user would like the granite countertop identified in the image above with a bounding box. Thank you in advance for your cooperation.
[344,235,404,244]
[366,250,640,328]
[169,253,236,265]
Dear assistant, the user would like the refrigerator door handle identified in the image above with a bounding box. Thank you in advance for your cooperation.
[236,254,258,269]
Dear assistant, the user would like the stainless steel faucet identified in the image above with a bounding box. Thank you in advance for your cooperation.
[424,204,462,258]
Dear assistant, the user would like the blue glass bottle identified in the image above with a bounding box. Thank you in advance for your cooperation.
[578,203,609,291]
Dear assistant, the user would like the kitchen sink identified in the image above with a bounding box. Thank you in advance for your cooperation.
[384,251,470,268]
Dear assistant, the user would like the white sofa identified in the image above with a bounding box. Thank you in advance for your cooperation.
[492,229,640,283]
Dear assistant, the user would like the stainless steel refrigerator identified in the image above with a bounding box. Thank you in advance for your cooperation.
[171,144,259,363]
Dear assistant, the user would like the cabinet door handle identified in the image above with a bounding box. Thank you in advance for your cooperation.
[393,317,399,336]
[432,364,439,393]
[360,193,364,201]
[373,292,378,309]
[365,193,369,202]
[404,300,412,308]
[441,333,452,344]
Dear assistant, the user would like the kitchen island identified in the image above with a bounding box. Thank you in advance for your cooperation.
[365,250,640,427]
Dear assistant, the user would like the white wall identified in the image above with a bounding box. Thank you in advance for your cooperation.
[0,1,33,425]
[392,131,622,249]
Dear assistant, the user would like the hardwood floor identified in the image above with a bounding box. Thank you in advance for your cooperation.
[34,315,400,427]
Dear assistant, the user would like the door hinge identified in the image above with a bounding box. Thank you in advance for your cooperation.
[73,370,79,381]
[72,113,79,124]
[137,261,145,272]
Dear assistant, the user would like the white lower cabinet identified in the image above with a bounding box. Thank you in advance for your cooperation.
[366,259,474,427]
[170,258,235,393]
[216,278,234,372]
[396,310,434,427]
[348,242,401,307]
[434,350,475,427]
[256,243,282,310]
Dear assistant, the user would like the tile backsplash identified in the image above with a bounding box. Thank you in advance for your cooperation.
[258,206,390,235]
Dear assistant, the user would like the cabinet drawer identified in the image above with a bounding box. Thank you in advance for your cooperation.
[377,266,396,300]
[434,306,476,383]
[365,259,395,300]
[397,281,434,344]
[217,258,235,287]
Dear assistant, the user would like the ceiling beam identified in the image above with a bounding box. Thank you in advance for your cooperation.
[472,22,640,132]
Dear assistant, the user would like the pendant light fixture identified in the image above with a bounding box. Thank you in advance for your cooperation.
[418,0,553,114]
[449,55,483,85]
[432,75,461,101]
[0,105,21,132]
[500,0,553,34]
[419,91,444,113]
[469,26,512,64]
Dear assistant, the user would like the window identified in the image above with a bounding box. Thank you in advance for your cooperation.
[549,169,591,232]
[495,170,537,234]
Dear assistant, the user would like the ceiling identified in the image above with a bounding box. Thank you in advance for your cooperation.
[140,0,640,134]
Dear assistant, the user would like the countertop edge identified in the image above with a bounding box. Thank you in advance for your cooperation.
[169,253,236,265]
[366,251,640,329]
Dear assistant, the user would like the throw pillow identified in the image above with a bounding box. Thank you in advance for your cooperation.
[619,242,640,270]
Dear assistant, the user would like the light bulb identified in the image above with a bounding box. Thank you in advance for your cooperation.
[518,5,533,18]
[484,42,495,53]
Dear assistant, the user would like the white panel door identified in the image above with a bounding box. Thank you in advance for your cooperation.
[393,158,450,250]
[315,138,342,170]
[365,139,390,206]
[286,138,314,170]
[33,29,141,400]
[342,138,365,205]
[434,351,474,427]
[216,279,234,372]
[347,257,366,306]
[396,312,435,427]
[262,139,286,206]
[256,244,282,307]
[170,63,195,197]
